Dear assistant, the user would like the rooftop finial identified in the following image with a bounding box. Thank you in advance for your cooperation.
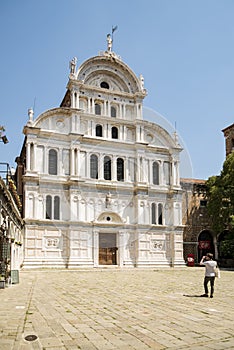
[28,108,34,122]
[107,34,112,52]
[106,25,118,52]
[69,57,77,76]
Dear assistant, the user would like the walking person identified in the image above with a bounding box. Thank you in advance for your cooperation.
[200,253,217,298]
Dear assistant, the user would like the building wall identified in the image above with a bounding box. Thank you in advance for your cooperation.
[181,178,217,264]
[19,48,185,268]
[222,123,234,157]
[0,176,23,279]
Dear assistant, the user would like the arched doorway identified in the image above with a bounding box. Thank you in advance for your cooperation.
[198,230,215,261]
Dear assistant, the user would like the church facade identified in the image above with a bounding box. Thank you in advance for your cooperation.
[19,40,185,268]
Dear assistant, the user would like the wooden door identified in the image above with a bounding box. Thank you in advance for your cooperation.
[99,233,117,265]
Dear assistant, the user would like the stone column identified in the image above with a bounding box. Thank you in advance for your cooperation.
[136,125,141,142]
[118,232,124,267]
[125,157,128,181]
[112,156,117,181]
[91,99,95,114]
[33,143,37,171]
[88,98,91,113]
[99,154,104,180]
[26,142,31,171]
[71,149,75,176]
[75,91,79,109]
[86,152,90,178]
[93,230,99,267]
[58,148,63,175]
[77,149,80,177]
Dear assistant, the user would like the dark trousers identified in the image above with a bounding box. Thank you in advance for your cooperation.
[204,276,215,296]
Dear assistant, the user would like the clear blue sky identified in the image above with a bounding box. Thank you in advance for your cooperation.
[0,0,233,179]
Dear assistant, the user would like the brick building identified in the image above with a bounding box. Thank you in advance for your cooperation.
[222,123,234,157]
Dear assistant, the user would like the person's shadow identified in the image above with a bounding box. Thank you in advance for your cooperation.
[183,294,206,297]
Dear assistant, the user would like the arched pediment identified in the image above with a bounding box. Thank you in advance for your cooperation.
[96,211,123,224]
[144,122,182,150]
[77,56,143,95]
[29,108,71,133]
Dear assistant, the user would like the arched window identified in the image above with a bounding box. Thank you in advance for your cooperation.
[100,81,109,89]
[158,203,163,225]
[54,196,60,220]
[48,149,57,175]
[95,103,101,115]
[111,106,116,118]
[198,230,215,261]
[111,126,118,139]
[153,162,159,185]
[46,195,52,219]
[117,158,124,181]
[104,156,111,180]
[151,203,156,224]
[96,124,103,137]
[46,195,60,220]
[90,154,98,179]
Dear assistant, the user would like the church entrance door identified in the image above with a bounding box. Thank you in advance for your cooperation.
[99,233,117,265]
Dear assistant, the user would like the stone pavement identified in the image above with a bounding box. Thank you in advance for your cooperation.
[0,268,234,350]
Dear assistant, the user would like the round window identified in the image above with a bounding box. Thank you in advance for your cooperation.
[100,81,109,89]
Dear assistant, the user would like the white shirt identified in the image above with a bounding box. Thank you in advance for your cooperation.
[203,260,217,277]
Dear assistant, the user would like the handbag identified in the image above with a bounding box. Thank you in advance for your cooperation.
[215,267,220,278]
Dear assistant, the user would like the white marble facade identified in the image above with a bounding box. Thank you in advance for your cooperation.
[21,46,185,268]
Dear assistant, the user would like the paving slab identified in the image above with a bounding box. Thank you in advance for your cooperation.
[0,267,233,349]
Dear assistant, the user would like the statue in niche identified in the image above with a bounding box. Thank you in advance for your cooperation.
[69,57,77,74]
[105,192,112,208]
[107,34,112,52]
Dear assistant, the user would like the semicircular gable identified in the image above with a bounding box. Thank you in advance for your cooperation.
[32,108,71,133]
[144,122,181,149]
[77,56,142,94]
